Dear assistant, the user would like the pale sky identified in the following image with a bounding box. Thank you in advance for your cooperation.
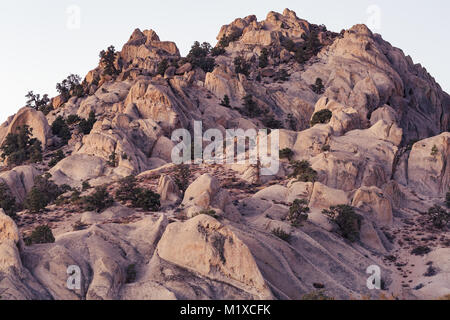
[0,0,449,123]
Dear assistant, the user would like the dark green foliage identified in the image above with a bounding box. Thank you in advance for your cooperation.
[0,182,19,219]
[126,264,137,284]
[411,246,431,256]
[281,39,297,52]
[157,59,169,76]
[321,144,331,152]
[211,46,226,57]
[427,205,449,229]
[51,116,71,144]
[279,148,294,161]
[311,78,325,94]
[274,69,290,82]
[323,205,362,242]
[48,149,65,168]
[99,45,119,76]
[24,174,64,213]
[287,113,297,131]
[79,111,96,135]
[294,30,322,64]
[25,225,55,245]
[241,95,261,118]
[82,180,91,191]
[115,176,161,212]
[25,91,50,111]
[288,199,310,227]
[220,95,231,108]
[272,228,291,243]
[234,56,250,76]
[446,191,450,208]
[431,145,439,157]
[66,114,81,125]
[217,31,241,49]
[186,41,215,73]
[259,48,269,68]
[56,74,84,100]
[310,109,332,127]
[262,115,283,129]
[173,164,191,193]
[82,186,114,213]
[289,160,318,182]
[0,125,42,166]
[107,151,118,167]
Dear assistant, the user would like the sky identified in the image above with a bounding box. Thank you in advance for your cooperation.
[0,0,449,123]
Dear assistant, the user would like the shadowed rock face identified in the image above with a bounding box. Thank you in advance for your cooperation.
[0,8,449,300]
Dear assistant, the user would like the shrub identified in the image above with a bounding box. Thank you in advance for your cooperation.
[311,78,325,94]
[259,48,269,68]
[56,74,84,100]
[66,114,81,125]
[24,174,64,213]
[25,225,55,245]
[282,39,297,52]
[82,186,114,213]
[427,205,449,229]
[302,291,334,301]
[272,228,291,243]
[279,148,294,161]
[25,91,50,111]
[288,199,310,227]
[173,164,191,193]
[262,115,283,129]
[51,116,71,145]
[310,109,332,127]
[323,205,362,242]
[157,59,169,76]
[220,95,231,108]
[211,46,226,57]
[274,69,290,82]
[289,160,318,183]
[234,56,250,76]
[411,246,431,256]
[0,182,19,219]
[294,30,322,64]
[99,45,119,76]
[431,145,439,157]
[241,95,261,117]
[186,41,215,73]
[115,176,160,211]
[217,31,241,48]
[126,264,137,284]
[321,144,331,152]
[48,149,65,168]
[0,125,42,166]
[72,220,88,231]
[79,111,97,134]
[107,151,118,167]
[287,113,297,131]
[82,180,92,191]
[446,191,450,208]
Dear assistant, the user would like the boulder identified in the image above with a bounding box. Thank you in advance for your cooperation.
[0,209,20,246]
[309,182,349,209]
[0,165,41,202]
[157,175,181,205]
[352,186,393,226]
[156,214,273,299]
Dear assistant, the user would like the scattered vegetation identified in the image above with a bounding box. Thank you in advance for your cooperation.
[56,74,84,100]
[82,180,92,191]
[217,31,241,49]
[79,111,97,135]
[289,160,318,183]
[48,149,65,168]
[0,126,42,166]
[310,109,332,127]
[431,145,439,157]
[274,69,290,82]
[287,199,310,227]
[51,116,72,145]
[446,190,450,208]
[72,220,88,231]
[241,95,261,118]
[107,151,118,167]
[258,48,269,68]
[24,225,55,246]
[302,291,334,300]
[0,182,19,219]
[185,41,215,73]
[126,264,137,284]
[157,58,170,76]
[82,186,114,213]
[99,45,119,76]
[411,246,431,256]
[25,91,51,113]
[115,176,161,212]
[220,95,231,108]
[279,148,294,161]
[427,205,449,229]
[323,205,362,242]
[287,113,297,131]
[311,78,325,94]
[262,115,283,129]
[66,114,81,125]
[24,174,65,213]
[234,56,251,76]
[173,164,191,193]
[282,30,322,64]
[321,144,331,152]
[271,227,291,243]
